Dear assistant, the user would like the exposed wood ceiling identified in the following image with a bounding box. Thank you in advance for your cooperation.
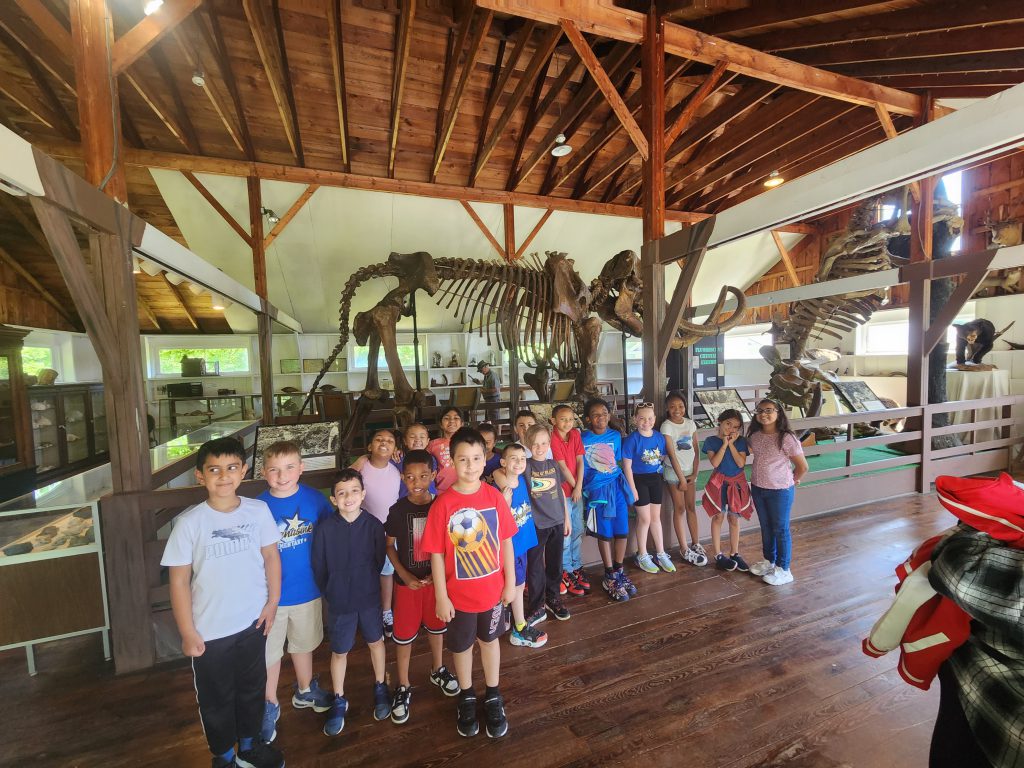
[0,0,1021,333]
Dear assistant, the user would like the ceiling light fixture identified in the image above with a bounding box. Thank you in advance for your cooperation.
[138,259,163,276]
[764,170,784,188]
[165,272,186,286]
[211,295,231,311]
[143,0,164,15]
[261,206,280,225]
[551,133,573,158]
[191,70,206,87]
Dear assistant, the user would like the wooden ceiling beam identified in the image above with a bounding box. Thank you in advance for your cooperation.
[741,0,1024,53]
[148,45,201,155]
[472,25,562,185]
[388,0,417,178]
[199,7,254,159]
[0,66,72,134]
[0,29,78,140]
[12,0,71,51]
[432,8,492,181]
[664,61,728,147]
[0,6,76,92]
[0,243,78,326]
[460,200,506,258]
[514,208,552,259]
[263,183,319,249]
[325,0,350,169]
[476,0,921,115]
[122,70,200,154]
[874,102,919,203]
[271,0,303,166]
[560,21,647,159]
[869,72,1024,89]
[506,46,553,190]
[39,138,709,222]
[837,51,1024,78]
[242,0,299,159]
[484,20,535,121]
[436,6,475,169]
[135,289,164,332]
[111,0,203,75]
[474,35,506,180]
[161,273,200,330]
[181,170,253,246]
[770,230,801,287]
[693,0,896,37]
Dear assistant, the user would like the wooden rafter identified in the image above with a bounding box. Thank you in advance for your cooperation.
[122,69,200,154]
[473,21,533,175]
[515,208,552,259]
[560,21,647,159]
[263,184,319,249]
[135,289,164,332]
[0,243,78,326]
[160,273,200,330]
[507,50,555,190]
[461,201,506,258]
[199,8,254,159]
[242,0,299,158]
[12,0,71,53]
[0,70,71,134]
[149,44,201,155]
[770,230,801,287]
[0,5,75,92]
[693,0,891,36]
[476,0,922,115]
[474,36,506,181]
[434,11,474,177]
[432,8,492,180]
[325,0,350,168]
[664,61,728,147]
[2,35,77,139]
[388,0,416,178]
[181,170,253,246]
[838,51,1024,78]
[472,25,562,185]
[875,102,920,203]
[271,0,303,166]
[111,0,203,75]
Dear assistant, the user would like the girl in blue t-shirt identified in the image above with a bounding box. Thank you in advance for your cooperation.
[622,403,686,576]
[701,408,752,572]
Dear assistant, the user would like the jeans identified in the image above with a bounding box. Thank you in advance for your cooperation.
[751,484,795,570]
[562,495,584,572]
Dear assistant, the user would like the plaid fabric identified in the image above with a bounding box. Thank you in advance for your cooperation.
[929,527,1024,768]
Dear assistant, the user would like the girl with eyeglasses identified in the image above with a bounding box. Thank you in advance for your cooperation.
[745,399,809,586]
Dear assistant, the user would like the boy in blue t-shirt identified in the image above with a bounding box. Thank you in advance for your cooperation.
[257,441,335,742]
[581,398,637,603]
[701,409,752,572]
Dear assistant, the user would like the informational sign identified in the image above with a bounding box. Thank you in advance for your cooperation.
[692,334,724,390]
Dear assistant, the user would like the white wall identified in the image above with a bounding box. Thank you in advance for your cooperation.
[21,327,102,383]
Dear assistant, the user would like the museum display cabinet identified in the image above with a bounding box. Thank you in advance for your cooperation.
[155,394,254,439]
[28,383,108,484]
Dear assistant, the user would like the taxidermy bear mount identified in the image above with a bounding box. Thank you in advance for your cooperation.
[952,319,1016,370]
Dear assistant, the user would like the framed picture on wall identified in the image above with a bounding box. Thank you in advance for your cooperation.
[694,388,753,424]
[326,357,345,372]
[302,358,325,374]
[279,358,300,374]
[833,380,887,412]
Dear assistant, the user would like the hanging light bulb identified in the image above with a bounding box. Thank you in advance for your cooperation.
[763,170,784,188]
[261,206,280,225]
[191,70,206,87]
[143,0,164,15]
[550,133,573,158]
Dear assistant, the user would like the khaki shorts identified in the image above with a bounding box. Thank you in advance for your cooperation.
[265,598,324,665]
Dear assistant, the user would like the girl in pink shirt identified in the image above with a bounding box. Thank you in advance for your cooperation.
[745,399,809,586]
[427,407,462,493]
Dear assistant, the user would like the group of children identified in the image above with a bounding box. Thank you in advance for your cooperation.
[163,392,808,767]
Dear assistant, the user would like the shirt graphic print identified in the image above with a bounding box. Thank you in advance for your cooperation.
[207,522,259,559]
[447,505,501,580]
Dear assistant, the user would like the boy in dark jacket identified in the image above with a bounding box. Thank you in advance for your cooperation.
[311,468,391,736]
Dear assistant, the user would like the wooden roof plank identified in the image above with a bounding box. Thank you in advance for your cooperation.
[0,242,78,326]
[111,0,203,75]
[0,5,76,92]
[12,0,71,52]
[135,289,164,331]
[148,43,202,155]
[181,169,253,246]
[325,0,350,168]
[271,0,304,166]
[0,27,77,140]
[664,60,728,147]
[242,0,299,159]
[198,7,254,159]
[692,0,897,37]
[121,69,200,154]
[388,0,417,178]
[506,46,553,190]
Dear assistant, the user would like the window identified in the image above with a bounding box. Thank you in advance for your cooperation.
[22,346,55,376]
[352,343,424,370]
[856,303,975,356]
[724,325,772,360]
[624,338,642,361]
[156,347,251,375]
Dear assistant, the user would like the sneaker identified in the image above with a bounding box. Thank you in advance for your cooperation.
[292,676,333,712]
[457,692,479,737]
[617,568,638,597]
[573,568,592,592]
[483,692,509,738]
[373,680,392,721]
[510,623,548,648]
[635,552,660,574]
[260,701,280,743]
[764,567,794,586]
[212,756,236,768]
[559,577,567,596]
[383,609,394,639]
[749,559,774,577]
[655,552,677,573]
[545,597,571,621]
[682,544,709,567]
[715,553,738,571]
[391,685,411,724]
[526,608,547,627]
[562,570,585,596]
[324,694,348,736]
[602,572,629,602]
[429,665,461,696]
[731,553,750,573]
[236,741,284,768]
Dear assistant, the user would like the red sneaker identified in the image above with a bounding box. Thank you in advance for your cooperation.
[562,570,585,596]
[558,576,568,596]
[573,568,592,592]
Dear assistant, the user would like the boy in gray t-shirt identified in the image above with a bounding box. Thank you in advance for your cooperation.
[523,424,572,625]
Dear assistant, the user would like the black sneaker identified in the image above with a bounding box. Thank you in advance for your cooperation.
[457,692,479,737]
[526,608,546,627]
[235,741,284,768]
[211,757,236,768]
[372,680,392,721]
[715,553,738,571]
[429,665,461,696]
[731,553,750,572]
[483,692,509,738]
[391,685,411,724]
[545,597,571,621]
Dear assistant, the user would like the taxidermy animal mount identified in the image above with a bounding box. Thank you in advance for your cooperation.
[952,319,1016,369]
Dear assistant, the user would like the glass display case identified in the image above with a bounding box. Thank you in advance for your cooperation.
[156,395,254,440]
[28,383,108,482]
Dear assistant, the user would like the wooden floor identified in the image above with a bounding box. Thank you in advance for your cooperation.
[1,494,955,768]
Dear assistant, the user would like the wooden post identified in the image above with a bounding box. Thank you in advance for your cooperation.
[69,0,127,202]
[503,204,515,263]
[248,176,274,424]
[640,9,666,415]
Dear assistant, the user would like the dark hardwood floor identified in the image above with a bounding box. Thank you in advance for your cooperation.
[1,494,955,768]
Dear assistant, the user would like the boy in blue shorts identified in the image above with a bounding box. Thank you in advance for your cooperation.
[161,437,284,768]
[581,398,637,603]
[312,469,392,736]
[257,441,335,742]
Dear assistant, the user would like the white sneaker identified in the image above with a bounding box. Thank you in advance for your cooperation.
[682,544,709,567]
[749,559,774,577]
[763,568,794,586]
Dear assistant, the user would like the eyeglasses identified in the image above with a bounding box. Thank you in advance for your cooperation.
[755,408,778,415]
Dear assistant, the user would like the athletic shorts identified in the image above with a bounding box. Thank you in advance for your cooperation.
[392,583,445,644]
[514,552,528,586]
[585,484,630,541]
[633,472,663,506]
[328,606,383,654]
[447,603,509,654]
[265,598,324,665]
